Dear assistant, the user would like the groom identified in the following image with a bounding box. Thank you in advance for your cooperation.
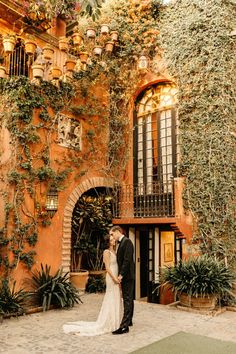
[109,225,135,335]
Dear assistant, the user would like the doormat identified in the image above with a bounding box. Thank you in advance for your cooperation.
[130,331,236,354]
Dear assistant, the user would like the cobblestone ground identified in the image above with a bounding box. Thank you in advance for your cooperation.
[1,293,236,354]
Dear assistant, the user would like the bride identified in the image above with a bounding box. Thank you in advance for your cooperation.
[63,235,123,336]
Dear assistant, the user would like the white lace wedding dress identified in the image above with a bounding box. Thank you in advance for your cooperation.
[63,251,122,336]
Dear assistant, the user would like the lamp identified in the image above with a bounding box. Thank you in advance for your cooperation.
[45,187,58,218]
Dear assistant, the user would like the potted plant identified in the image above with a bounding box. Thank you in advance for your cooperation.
[24,37,37,55]
[161,255,234,310]
[31,64,44,79]
[79,46,89,64]
[58,36,69,52]
[100,24,109,35]
[65,57,77,72]
[105,41,114,53]
[3,34,16,54]
[93,45,103,56]
[86,27,96,39]
[72,31,84,46]
[110,31,119,42]
[71,193,113,291]
[50,66,62,79]
[42,45,54,61]
[70,226,90,292]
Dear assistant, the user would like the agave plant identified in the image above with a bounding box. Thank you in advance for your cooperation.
[30,264,82,311]
[161,255,234,298]
[0,279,28,315]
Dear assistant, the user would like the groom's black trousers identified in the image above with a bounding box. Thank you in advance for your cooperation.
[120,278,134,328]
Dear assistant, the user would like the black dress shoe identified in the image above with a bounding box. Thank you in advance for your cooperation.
[112,327,129,335]
[129,321,133,327]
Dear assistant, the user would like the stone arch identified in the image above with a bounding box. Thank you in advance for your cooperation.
[61,177,114,272]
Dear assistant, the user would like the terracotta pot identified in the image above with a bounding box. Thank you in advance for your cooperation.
[0,65,7,78]
[50,66,62,79]
[24,40,37,55]
[179,293,216,310]
[191,295,216,310]
[79,51,89,64]
[93,46,103,56]
[32,64,44,79]
[105,41,114,52]
[58,37,68,52]
[70,270,89,292]
[179,293,192,307]
[110,31,118,41]
[86,28,96,38]
[42,46,54,61]
[72,33,83,46]
[3,37,16,54]
[65,58,77,72]
[100,24,109,35]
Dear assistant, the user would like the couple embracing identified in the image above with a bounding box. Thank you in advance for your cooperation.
[63,226,135,336]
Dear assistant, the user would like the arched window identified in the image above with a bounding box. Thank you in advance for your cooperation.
[134,83,178,215]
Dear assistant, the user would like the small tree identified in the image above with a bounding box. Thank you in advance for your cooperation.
[71,193,112,271]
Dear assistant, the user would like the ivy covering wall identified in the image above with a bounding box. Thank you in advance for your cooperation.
[160,0,236,267]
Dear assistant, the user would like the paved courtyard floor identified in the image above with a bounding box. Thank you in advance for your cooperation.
[1,293,236,354]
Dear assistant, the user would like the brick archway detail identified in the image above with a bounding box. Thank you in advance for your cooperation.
[61,177,114,272]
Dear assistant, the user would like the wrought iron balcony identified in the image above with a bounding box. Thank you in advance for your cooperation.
[112,181,175,218]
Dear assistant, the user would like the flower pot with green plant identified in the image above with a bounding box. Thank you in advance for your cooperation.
[161,255,234,310]
[3,34,16,54]
[71,193,113,292]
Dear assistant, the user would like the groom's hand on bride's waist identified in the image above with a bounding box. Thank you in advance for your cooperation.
[118,275,123,283]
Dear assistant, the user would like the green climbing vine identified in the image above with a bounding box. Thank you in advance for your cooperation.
[160,0,236,268]
[0,76,74,274]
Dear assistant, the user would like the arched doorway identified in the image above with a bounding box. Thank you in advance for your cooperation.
[61,177,114,272]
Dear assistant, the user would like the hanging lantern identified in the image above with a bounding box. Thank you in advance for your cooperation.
[45,187,58,218]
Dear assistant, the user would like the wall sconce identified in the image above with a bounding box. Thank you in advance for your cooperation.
[138,53,149,70]
[45,187,58,218]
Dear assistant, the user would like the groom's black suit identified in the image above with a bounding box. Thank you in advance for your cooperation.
[117,236,135,329]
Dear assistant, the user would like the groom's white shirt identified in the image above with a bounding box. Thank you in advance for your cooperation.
[119,235,125,243]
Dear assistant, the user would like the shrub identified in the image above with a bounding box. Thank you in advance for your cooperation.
[0,279,28,315]
[162,255,234,298]
[30,264,82,311]
[86,274,106,293]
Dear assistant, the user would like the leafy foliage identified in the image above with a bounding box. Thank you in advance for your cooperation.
[79,0,106,20]
[0,76,74,274]
[72,193,112,271]
[86,273,106,293]
[29,264,82,311]
[0,279,28,315]
[162,255,234,298]
[160,0,236,267]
